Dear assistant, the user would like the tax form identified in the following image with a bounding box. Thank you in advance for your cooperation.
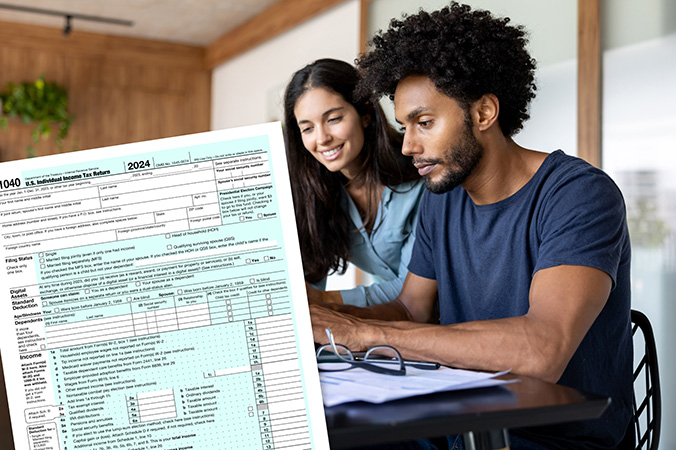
[0,123,329,450]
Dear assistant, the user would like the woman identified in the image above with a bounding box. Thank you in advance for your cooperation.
[283,58,424,307]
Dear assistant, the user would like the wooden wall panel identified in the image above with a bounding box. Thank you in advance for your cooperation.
[0,20,211,162]
[578,0,601,167]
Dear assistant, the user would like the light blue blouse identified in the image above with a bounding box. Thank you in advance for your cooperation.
[315,179,425,307]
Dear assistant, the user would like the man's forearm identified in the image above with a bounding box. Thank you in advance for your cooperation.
[324,299,411,321]
[358,316,555,380]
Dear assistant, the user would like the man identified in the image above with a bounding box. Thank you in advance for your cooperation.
[310,3,632,449]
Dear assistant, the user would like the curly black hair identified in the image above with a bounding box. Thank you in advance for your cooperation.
[356,2,537,137]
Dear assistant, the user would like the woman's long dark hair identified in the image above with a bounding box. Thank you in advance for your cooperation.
[283,58,419,283]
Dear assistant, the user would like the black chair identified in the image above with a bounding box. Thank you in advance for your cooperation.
[629,309,661,450]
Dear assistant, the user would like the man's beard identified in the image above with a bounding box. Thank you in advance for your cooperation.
[422,121,484,194]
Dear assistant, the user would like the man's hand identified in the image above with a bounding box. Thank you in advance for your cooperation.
[310,304,370,350]
[309,272,439,351]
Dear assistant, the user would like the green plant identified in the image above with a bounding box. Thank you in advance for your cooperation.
[0,75,74,157]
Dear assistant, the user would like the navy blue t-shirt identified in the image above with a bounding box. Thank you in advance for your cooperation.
[409,150,632,449]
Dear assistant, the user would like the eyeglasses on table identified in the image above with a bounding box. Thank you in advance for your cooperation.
[316,328,440,376]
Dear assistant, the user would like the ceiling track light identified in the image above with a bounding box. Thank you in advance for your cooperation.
[0,2,133,37]
[63,15,72,36]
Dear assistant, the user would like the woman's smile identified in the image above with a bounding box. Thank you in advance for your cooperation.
[320,144,344,160]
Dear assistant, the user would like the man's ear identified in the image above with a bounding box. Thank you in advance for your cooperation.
[473,94,499,132]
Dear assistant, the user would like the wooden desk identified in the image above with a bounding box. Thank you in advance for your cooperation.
[325,374,610,449]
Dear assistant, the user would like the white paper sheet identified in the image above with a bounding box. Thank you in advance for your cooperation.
[319,366,514,406]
